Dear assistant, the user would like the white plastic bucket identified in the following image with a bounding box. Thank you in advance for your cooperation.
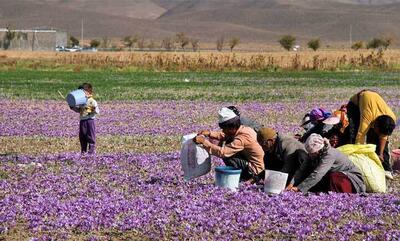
[264,170,288,194]
[215,166,241,191]
[66,89,87,107]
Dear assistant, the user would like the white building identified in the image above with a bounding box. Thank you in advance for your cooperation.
[0,28,67,51]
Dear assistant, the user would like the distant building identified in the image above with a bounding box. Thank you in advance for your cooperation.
[0,28,67,51]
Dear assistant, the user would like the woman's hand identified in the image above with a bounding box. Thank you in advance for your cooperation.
[193,135,206,144]
[199,130,210,137]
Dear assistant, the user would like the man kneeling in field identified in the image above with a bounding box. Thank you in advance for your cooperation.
[193,107,265,183]
[257,127,308,186]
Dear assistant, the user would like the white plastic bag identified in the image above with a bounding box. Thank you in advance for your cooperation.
[180,133,211,181]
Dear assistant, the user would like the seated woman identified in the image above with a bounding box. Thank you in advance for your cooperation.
[323,105,349,148]
[193,107,265,183]
[299,108,334,143]
[287,134,366,194]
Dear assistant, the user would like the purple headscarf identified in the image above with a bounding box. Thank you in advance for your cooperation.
[309,108,331,122]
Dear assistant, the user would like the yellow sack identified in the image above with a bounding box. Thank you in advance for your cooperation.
[337,144,386,193]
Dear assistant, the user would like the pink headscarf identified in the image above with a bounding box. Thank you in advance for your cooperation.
[305,133,330,154]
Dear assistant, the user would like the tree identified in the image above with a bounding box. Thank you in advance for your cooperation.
[366,38,384,49]
[307,38,320,51]
[101,36,111,48]
[381,38,392,50]
[3,27,16,50]
[137,37,146,50]
[381,32,396,50]
[279,35,296,51]
[216,36,224,52]
[351,41,363,50]
[175,32,189,50]
[90,39,100,48]
[147,40,156,50]
[123,36,137,51]
[70,35,79,47]
[190,38,200,52]
[162,37,174,50]
[16,32,28,41]
[229,37,240,52]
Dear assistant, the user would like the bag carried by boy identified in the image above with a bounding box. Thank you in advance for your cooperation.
[180,133,211,181]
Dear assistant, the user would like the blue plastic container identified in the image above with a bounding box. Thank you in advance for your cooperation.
[215,166,242,190]
[66,89,87,107]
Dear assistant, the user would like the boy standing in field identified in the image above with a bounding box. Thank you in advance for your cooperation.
[70,83,100,154]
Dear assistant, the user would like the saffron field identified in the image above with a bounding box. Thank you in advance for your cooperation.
[0,70,399,240]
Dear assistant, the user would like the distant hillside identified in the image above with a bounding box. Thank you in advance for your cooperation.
[24,0,167,19]
[1,0,400,47]
[157,0,400,43]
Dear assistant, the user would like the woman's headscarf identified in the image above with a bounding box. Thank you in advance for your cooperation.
[305,133,330,154]
[309,108,331,122]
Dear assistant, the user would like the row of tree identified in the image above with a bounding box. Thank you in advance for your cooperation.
[121,33,240,52]
[71,32,241,52]
[278,35,394,51]
[88,35,392,52]
[351,38,392,50]
[1,28,387,52]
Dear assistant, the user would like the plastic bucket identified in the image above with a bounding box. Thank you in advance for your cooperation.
[66,89,87,107]
[215,166,241,190]
[264,170,288,194]
[392,149,400,171]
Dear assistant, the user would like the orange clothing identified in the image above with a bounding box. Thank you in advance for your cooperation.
[350,90,396,144]
[202,125,265,175]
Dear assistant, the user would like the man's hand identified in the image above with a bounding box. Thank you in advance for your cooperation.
[285,183,293,191]
[244,178,256,185]
[285,184,299,192]
[199,130,210,137]
[193,135,206,144]
[378,153,384,162]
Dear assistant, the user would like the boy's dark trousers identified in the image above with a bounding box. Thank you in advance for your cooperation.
[79,119,96,154]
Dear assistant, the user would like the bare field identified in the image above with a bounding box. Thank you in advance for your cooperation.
[1,49,400,71]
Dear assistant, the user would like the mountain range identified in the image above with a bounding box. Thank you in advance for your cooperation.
[1,0,400,46]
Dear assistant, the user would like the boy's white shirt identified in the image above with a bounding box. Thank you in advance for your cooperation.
[81,97,99,120]
[71,97,99,120]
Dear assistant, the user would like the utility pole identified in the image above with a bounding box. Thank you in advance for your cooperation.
[81,18,84,47]
[349,24,352,48]
[32,30,36,51]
